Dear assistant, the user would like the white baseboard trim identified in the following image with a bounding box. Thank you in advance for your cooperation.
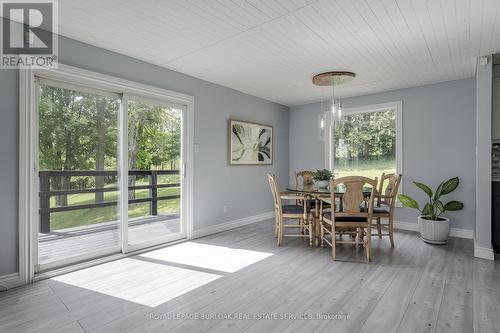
[474,246,495,260]
[393,221,419,232]
[393,221,474,239]
[193,211,274,239]
[0,273,23,291]
[449,228,475,239]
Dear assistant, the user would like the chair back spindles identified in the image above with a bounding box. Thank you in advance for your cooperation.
[377,173,402,207]
[331,176,378,217]
[340,181,365,213]
[294,170,315,205]
[294,170,315,187]
[267,173,282,214]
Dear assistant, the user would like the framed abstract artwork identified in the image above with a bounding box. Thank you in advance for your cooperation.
[229,119,273,165]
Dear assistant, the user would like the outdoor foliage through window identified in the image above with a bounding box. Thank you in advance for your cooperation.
[333,109,396,180]
[38,85,182,230]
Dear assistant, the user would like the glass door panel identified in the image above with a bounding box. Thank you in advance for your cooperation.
[127,99,184,246]
[37,83,121,269]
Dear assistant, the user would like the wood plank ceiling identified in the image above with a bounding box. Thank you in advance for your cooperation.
[57,0,500,106]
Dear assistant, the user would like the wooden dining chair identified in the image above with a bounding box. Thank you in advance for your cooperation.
[293,170,315,206]
[267,173,313,246]
[319,176,378,261]
[294,170,315,187]
[370,173,402,247]
[295,169,332,207]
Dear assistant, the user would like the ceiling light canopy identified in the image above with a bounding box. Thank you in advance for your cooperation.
[312,71,356,86]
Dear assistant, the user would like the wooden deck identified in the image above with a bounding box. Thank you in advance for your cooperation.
[1,221,499,333]
[38,214,180,265]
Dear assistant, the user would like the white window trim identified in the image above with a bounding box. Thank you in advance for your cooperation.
[19,64,195,284]
[326,101,403,200]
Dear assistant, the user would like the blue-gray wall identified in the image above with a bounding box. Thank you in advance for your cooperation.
[290,78,476,231]
[0,35,289,276]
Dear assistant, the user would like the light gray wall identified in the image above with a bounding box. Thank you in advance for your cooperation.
[290,78,476,231]
[0,34,289,276]
[475,56,492,250]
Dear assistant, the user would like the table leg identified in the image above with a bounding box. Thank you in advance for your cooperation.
[314,198,321,247]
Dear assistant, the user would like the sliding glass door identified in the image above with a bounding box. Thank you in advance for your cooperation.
[126,97,185,249]
[37,81,122,270]
[34,79,187,272]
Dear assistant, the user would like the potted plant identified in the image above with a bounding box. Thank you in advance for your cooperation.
[398,177,464,244]
[313,169,333,188]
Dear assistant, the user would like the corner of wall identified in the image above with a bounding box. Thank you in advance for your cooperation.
[474,55,493,257]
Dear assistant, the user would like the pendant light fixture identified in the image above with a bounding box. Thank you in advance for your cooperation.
[313,71,355,121]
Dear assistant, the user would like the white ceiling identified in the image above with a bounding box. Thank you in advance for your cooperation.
[55,0,500,106]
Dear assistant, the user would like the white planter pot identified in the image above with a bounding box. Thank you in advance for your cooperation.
[418,216,450,245]
[315,180,329,188]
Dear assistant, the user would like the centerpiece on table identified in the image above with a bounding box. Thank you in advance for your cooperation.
[313,169,333,188]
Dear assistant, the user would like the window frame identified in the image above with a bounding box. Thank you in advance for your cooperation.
[19,64,194,283]
[326,100,403,197]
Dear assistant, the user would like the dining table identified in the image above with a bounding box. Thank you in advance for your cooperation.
[285,184,336,246]
[284,184,371,246]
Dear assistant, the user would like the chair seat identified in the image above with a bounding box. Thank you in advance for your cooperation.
[282,205,304,214]
[323,211,368,222]
[306,199,316,207]
[359,205,390,214]
[307,199,328,211]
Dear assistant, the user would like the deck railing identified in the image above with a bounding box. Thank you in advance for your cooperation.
[39,170,180,233]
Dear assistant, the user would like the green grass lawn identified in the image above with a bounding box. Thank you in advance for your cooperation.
[50,178,180,230]
[49,160,394,231]
[334,158,395,179]
[334,158,396,193]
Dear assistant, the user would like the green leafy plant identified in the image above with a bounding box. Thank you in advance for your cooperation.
[398,177,464,221]
[313,169,333,181]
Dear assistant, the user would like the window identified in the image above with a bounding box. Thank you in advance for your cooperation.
[328,102,402,186]
[20,64,194,276]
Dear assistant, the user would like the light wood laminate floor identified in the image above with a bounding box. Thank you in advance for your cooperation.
[1,220,499,333]
[38,215,180,264]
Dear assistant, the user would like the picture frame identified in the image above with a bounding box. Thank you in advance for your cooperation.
[228,119,273,165]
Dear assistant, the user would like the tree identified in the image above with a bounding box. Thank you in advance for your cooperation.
[95,97,106,203]
[39,86,119,206]
[39,87,97,205]
[333,110,396,165]
[39,86,180,207]
[127,102,181,198]
[152,110,181,170]
[128,105,147,199]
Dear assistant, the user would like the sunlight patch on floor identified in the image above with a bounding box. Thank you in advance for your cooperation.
[51,257,221,307]
[138,242,274,273]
